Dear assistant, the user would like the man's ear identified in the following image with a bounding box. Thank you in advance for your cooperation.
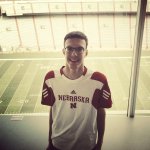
[62,48,65,55]
[85,49,88,56]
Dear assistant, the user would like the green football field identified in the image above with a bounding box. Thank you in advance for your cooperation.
[0,51,150,114]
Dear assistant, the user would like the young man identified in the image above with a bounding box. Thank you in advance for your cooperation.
[41,31,112,150]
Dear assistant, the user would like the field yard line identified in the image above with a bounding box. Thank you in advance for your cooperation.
[1,110,150,116]
[33,90,42,113]
[33,89,49,113]
[34,90,50,113]
[0,61,5,67]
[4,62,37,114]
[0,61,23,97]
[0,56,150,61]
[0,58,64,61]
[0,113,49,116]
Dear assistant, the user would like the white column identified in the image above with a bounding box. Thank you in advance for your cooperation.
[127,0,147,118]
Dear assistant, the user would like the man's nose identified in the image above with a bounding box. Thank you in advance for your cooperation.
[71,50,78,56]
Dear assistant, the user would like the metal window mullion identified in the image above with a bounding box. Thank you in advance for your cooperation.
[127,0,147,118]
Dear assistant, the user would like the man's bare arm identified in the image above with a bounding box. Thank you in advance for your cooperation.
[47,107,54,149]
[95,107,106,150]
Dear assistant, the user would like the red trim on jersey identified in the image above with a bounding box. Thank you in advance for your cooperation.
[83,66,87,76]
[41,86,55,106]
[45,70,55,80]
[41,70,55,106]
[92,89,112,109]
[90,71,106,83]
[60,66,87,76]
[91,72,112,109]
[60,66,64,75]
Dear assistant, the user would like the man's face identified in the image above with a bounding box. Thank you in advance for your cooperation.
[63,38,88,69]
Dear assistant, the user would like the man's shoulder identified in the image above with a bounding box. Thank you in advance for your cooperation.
[90,70,107,83]
[44,68,62,80]
[45,70,55,80]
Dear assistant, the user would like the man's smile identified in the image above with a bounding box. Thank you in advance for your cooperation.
[69,58,80,63]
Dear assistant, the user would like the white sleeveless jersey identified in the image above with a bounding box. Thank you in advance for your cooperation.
[41,66,112,150]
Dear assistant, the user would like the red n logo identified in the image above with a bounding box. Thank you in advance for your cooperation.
[70,103,77,109]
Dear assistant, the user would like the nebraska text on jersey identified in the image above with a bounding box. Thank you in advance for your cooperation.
[58,95,89,103]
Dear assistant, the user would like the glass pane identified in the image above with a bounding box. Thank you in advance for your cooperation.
[136,0,150,114]
[85,0,138,113]
[0,0,138,114]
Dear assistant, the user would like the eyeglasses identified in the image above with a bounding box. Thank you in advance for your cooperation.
[64,46,85,54]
